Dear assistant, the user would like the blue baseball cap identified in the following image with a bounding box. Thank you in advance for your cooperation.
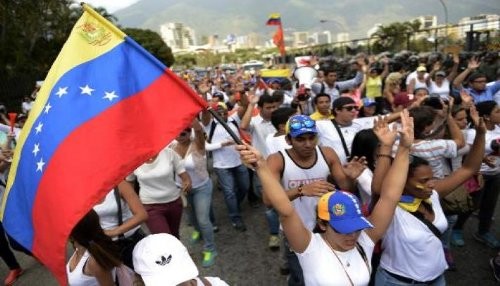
[317,191,373,234]
[362,98,377,107]
[286,115,317,138]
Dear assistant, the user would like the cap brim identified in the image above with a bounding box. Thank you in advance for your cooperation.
[330,216,373,234]
[289,129,317,138]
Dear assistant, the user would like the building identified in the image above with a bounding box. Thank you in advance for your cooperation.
[310,31,332,45]
[293,31,309,47]
[415,15,438,29]
[458,14,500,38]
[336,32,350,43]
[159,22,196,51]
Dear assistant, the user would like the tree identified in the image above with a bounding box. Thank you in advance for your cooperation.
[123,28,175,67]
[372,20,422,53]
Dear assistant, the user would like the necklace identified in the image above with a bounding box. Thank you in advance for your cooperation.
[321,235,354,286]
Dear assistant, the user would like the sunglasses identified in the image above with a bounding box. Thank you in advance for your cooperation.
[341,105,359,111]
[289,118,315,131]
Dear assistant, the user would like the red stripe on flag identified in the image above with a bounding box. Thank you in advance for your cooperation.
[31,69,204,282]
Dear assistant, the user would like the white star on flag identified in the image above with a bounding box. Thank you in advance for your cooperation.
[103,91,119,101]
[35,122,43,134]
[36,158,45,172]
[44,103,52,114]
[80,85,95,95]
[56,87,68,98]
[32,143,40,156]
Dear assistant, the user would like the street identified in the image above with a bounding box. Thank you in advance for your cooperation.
[1,187,499,285]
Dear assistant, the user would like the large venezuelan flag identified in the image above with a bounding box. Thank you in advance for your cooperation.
[0,4,206,284]
[266,13,282,26]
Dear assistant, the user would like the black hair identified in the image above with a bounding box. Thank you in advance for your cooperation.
[271,107,296,130]
[70,209,121,271]
[408,156,430,178]
[257,93,276,108]
[476,100,497,117]
[409,106,436,139]
[350,129,379,171]
[313,93,331,105]
[272,90,285,103]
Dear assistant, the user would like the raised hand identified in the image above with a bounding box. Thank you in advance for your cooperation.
[468,56,480,70]
[398,109,414,148]
[344,156,367,179]
[236,144,264,169]
[373,116,398,147]
[469,105,480,126]
[300,180,336,197]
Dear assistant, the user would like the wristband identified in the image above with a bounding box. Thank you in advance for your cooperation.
[298,183,304,200]
[376,154,393,159]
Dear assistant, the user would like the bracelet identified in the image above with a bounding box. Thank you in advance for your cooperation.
[298,184,304,200]
[376,154,393,159]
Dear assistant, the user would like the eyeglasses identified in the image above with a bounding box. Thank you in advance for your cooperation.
[341,105,359,111]
[289,118,315,131]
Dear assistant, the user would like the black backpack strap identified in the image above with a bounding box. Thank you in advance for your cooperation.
[330,119,350,159]
[320,82,325,94]
[113,187,125,240]
[356,242,371,275]
[409,210,442,238]
[207,120,217,143]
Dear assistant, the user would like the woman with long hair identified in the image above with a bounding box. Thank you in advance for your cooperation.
[170,119,218,267]
[67,209,122,286]
[237,110,414,286]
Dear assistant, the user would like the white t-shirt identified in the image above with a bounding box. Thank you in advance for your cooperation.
[406,70,429,86]
[316,117,375,164]
[247,114,277,158]
[297,231,374,286]
[466,125,500,175]
[410,139,457,179]
[265,134,290,156]
[203,115,242,169]
[93,190,141,240]
[356,168,373,206]
[380,190,448,282]
[127,147,185,204]
[428,79,451,100]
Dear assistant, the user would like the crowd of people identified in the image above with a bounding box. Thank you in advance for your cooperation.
[0,50,499,285]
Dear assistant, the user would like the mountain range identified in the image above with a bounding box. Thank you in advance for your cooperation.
[113,0,500,40]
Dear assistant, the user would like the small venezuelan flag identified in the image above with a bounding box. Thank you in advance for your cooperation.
[266,13,282,26]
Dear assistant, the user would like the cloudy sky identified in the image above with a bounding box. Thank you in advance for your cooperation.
[83,0,139,12]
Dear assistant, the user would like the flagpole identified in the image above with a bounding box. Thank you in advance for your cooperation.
[207,108,243,145]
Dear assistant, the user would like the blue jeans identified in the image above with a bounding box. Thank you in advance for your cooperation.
[266,207,280,235]
[284,236,304,286]
[255,174,280,235]
[375,267,446,286]
[441,214,458,249]
[187,180,215,252]
[214,164,249,223]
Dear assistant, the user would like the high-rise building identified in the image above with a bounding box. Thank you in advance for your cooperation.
[293,31,309,47]
[310,31,332,45]
[159,22,196,51]
[458,14,500,38]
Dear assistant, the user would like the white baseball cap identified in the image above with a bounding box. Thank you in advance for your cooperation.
[132,233,198,285]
